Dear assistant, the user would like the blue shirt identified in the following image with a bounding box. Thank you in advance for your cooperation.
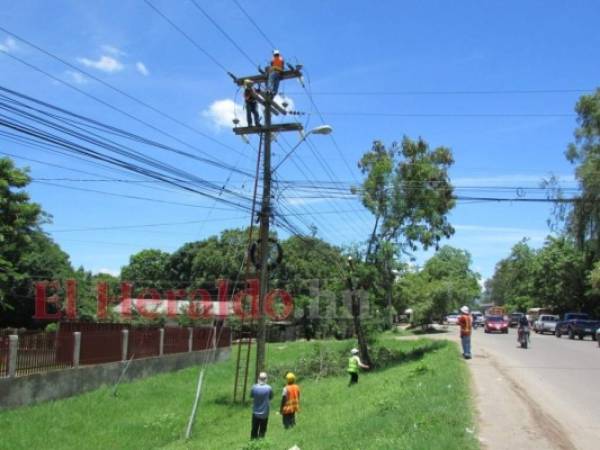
[250,383,273,418]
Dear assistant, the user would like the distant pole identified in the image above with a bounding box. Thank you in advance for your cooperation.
[255,92,272,381]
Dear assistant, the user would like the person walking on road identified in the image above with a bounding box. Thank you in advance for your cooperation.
[458,306,473,359]
[250,372,273,439]
[347,348,369,386]
[280,372,300,429]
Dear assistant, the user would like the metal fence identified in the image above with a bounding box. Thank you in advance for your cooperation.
[164,327,189,354]
[16,332,73,377]
[0,335,8,378]
[0,324,229,378]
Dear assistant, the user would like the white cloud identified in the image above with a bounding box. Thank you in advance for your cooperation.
[65,70,88,85]
[135,61,149,76]
[202,98,244,129]
[0,37,17,52]
[101,45,125,56]
[77,55,124,73]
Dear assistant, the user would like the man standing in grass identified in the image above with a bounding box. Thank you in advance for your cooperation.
[457,306,473,359]
[280,372,300,429]
[250,372,273,439]
[348,348,369,386]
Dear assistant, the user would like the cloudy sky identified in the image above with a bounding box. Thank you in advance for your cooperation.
[0,0,598,281]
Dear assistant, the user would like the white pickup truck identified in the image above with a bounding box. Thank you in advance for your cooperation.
[533,314,559,334]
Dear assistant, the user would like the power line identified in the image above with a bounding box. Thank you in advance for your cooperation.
[143,0,230,73]
[0,27,250,161]
[320,111,575,118]
[232,0,277,49]
[189,0,258,68]
[286,88,593,96]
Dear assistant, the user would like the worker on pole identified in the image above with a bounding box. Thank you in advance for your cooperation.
[243,79,260,127]
[267,49,284,95]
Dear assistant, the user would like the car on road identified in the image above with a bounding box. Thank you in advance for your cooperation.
[446,314,459,325]
[555,313,600,340]
[485,315,509,333]
[533,314,559,334]
[597,328,600,347]
[509,312,525,327]
[472,311,484,328]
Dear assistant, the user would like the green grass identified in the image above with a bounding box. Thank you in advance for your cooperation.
[0,336,478,450]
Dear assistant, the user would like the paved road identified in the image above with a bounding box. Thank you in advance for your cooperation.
[470,327,600,449]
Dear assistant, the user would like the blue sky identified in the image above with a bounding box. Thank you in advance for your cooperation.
[0,0,598,282]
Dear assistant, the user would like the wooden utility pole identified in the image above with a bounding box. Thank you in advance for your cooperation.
[230,64,304,390]
[255,92,272,379]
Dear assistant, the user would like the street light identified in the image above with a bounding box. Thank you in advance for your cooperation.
[272,124,333,172]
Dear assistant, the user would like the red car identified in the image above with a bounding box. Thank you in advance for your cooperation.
[484,316,509,333]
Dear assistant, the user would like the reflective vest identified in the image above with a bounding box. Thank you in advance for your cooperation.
[271,56,284,72]
[459,314,472,336]
[282,384,300,414]
[348,356,359,373]
[244,87,255,103]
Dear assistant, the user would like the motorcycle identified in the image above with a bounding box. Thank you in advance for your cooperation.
[518,326,530,349]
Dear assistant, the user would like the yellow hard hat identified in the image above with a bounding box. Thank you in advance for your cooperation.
[285,372,296,383]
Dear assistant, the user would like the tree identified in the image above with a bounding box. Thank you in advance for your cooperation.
[121,249,170,290]
[1,157,45,308]
[486,239,537,311]
[353,137,455,357]
[401,246,480,325]
[563,88,600,261]
[532,236,587,314]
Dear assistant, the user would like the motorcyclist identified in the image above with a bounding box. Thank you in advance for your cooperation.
[517,315,530,344]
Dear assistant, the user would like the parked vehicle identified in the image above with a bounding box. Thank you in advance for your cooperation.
[597,328,600,347]
[472,311,484,329]
[446,314,459,325]
[533,315,559,334]
[484,316,509,334]
[555,313,600,340]
[527,307,551,324]
[518,325,530,349]
[509,312,525,327]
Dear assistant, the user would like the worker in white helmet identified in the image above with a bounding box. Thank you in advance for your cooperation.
[267,49,284,95]
[347,348,369,386]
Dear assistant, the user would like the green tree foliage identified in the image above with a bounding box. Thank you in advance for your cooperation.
[564,88,600,260]
[121,249,170,290]
[400,246,480,325]
[0,158,74,327]
[532,237,587,314]
[485,239,537,311]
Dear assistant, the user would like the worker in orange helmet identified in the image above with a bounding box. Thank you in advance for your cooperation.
[267,49,284,95]
[280,372,300,429]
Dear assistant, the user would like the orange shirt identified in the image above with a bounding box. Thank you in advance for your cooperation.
[271,55,284,72]
[458,314,472,337]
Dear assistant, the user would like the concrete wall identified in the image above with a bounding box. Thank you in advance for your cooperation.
[0,347,230,410]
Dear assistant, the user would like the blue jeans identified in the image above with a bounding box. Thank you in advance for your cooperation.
[268,71,281,95]
[461,335,471,358]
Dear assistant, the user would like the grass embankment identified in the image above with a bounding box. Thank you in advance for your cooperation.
[0,335,477,450]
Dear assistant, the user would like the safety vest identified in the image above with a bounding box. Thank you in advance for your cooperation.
[282,384,300,414]
[271,56,284,72]
[244,87,255,102]
[459,314,472,336]
[348,356,359,373]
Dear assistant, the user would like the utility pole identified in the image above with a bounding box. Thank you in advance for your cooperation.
[255,92,272,379]
[229,64,304,392]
